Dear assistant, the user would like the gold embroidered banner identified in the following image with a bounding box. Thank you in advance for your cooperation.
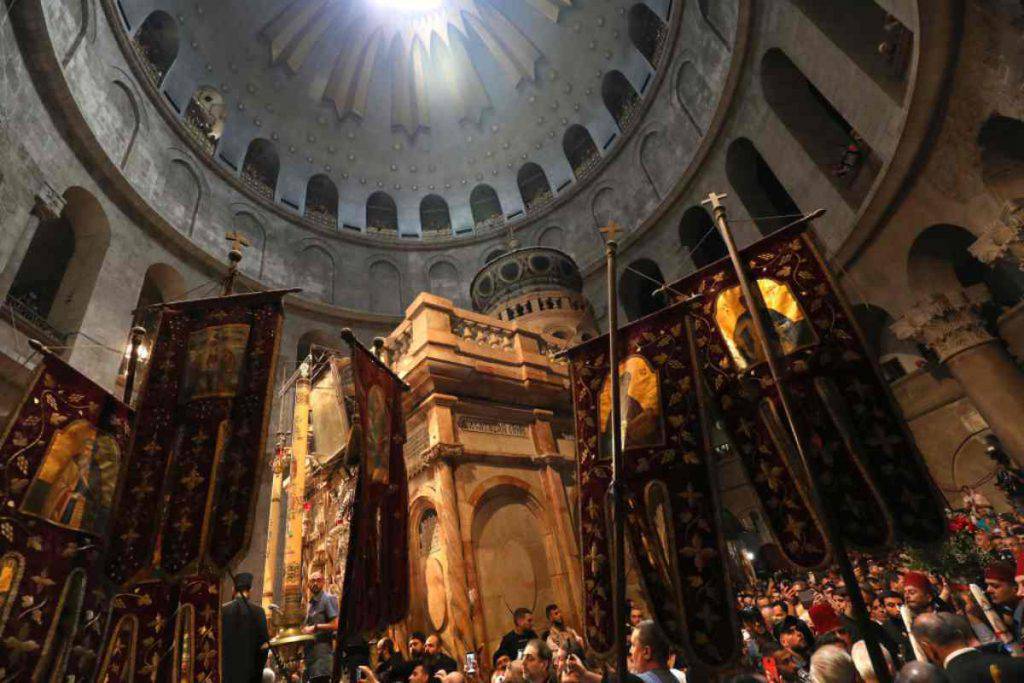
[106,291,287,585]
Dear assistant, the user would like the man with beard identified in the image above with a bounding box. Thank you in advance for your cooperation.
[494,608,539,665]
[542,604,582,652]
[424,634,459,676]
[301,571,339,683]
[880,591,915,663]
[983,559,1024,649]
[903,573,953,618]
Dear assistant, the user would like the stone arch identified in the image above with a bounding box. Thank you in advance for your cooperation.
[296,243,336,303]
[305,175,339,229]
[367,191,399,234]
[109,80,141,169]
[427,259,461,305]
[696,0,730,47]
[232,209,267,278]
[6,187,111,341]
[538,226,565,250]
[369,259,404,315]
[297,328,342,363]
[517,163,553,213]
[164,157,202,235]
[420,194,452,237]
[241,138,280,201]
[850,303,923,381]
[135,10,178,86]
[409,499,447,633]
[469,478,555,654]
[470,184,503,228]
[601,70,640,130]
[978,114,1024,203]
[786,0,911,101]
[907,224,1024,307]
[628,3,666,67]
[563,125,600,179]
[119,263,186,388]
[678,206,726,269]
[725,138,801,235]
[62,0,96,67]
[620,258,667,321]
[638,129,667,198]
[760,48,878,207]
[674,59,714,134]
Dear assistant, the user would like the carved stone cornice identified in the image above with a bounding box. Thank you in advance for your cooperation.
[32,183,65,221]
[407,442,464,478]
[969,201,1024,266]
[891,291,994,362]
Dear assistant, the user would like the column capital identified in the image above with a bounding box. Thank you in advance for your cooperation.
[32,183,65,221]
[408,442,464,477]
[969,201,1024,266]
[891,291,994,362]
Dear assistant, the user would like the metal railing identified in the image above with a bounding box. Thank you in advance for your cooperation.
[1,294,68,346]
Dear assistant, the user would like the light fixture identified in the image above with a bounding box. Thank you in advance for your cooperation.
[743,550,755,561]
[370,0,443,12]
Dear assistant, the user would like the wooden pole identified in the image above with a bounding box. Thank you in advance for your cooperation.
[702,193,891,683]
[600,222,628,682]
[123,325,146,404]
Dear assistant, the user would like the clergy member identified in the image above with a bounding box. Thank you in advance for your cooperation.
[221,572,271,683]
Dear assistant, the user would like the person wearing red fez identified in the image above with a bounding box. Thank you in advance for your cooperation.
[903,572,953,618]
[808,603,852,651]
[985,559,1024,647]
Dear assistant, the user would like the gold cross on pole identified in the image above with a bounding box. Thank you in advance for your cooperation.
[225,230,251,252]
[599,221,621,244]
[701,191,728,212]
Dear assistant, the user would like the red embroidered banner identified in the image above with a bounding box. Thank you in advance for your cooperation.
[665,226,946,559]
[105,291,286,585]
[567,304,740,670]
[0,353,132,680]
[338,338,409,636]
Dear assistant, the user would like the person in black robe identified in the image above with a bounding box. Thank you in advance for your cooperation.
[221,572,271,683]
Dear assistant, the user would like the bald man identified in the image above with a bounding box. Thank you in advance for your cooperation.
[302,571,339,683]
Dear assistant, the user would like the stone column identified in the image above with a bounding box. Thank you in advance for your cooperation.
[531,410,583,630]
[281,369,311,629]
[432,447,476,658]
[893,291,1024,461]
[0,185,65,301]
[261,443,287,620]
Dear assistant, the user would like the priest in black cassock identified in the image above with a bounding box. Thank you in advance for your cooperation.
[222,572,272,683]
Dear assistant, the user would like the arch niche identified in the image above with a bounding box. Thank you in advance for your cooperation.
[134,11,179,86]
[471,482,557,655]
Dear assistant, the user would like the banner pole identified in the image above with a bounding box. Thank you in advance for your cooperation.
[702,193,891,683]
[600,222,628,683]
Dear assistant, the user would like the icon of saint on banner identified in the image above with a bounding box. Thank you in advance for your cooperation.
[180,324,251,401]
[366,384,391,484]
[598,355,664,459]
[714,279,814,370]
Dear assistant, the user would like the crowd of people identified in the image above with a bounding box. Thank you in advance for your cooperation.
[224,496,1024,683]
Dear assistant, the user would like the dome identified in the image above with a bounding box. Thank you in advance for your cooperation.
[470,246,583,313]
[113,0,677,239]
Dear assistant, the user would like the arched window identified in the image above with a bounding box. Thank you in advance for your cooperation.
[786,0,912,100]
[761,49,878,207]
[183,86,226,156]
[562,125,600,179]
[134,11,178,86]
[420,194,452,238]
[428,261,461,305]
[470,185,503,230]
[979,115,1024,202]
[620,258,667,321]
[305,175,339,229]
[241,139,279,201]
[907,225,1024,315]
[118,263,186,397]
[678,206,727,269]
[725,138,801,236]
[369,261,403,315]
[602,71,640,131]
[517,163,553,213]
[628,4,666,67]
[367,192,399,234]
[4,188,110,346]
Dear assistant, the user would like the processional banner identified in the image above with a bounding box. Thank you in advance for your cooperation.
[106,291,286,584]
[0,352,132,680]
[567,303,741,670]
[337,337,409,635]
[664,225,946,565]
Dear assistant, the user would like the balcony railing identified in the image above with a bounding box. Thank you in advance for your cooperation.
[305,207,338,230]
[241,167,275,201]
[1,294,68,347]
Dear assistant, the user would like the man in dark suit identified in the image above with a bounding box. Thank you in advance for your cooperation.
[911,612,1024,682]
[221,572,271,683]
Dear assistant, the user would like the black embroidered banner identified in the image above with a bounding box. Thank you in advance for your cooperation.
[338,339,409,636]
[0,353,132,680]
[105,291,287,584]
[665,226,946,557]
[567,304,740,669]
